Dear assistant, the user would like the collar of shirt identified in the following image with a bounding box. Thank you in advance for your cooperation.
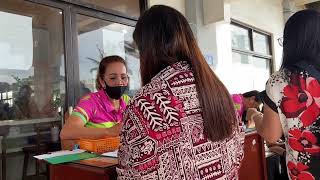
[97,90,126,114]
[151,61,190,82]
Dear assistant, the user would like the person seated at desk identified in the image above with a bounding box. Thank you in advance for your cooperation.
[60,56,130,140]
[232,90,262,128]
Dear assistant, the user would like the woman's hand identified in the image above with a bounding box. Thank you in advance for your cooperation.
[106,123,123,137]
[268,145,286,156]
[60,115,123,140]
[251,104,283,143]
[246,108,260,121]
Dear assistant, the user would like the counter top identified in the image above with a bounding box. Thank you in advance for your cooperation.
[245,128,257,134]
[0,118,59,126]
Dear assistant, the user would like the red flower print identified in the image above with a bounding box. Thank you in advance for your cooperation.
[288,128,320,153]
[281,76,320,127]
[287,161,315,180]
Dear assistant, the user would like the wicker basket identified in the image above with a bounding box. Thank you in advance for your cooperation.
[78,136,120,153]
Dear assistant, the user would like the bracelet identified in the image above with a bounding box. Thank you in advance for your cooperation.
[251,112,263,120]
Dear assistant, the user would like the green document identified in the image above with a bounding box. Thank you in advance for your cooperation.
[45,152,98,164]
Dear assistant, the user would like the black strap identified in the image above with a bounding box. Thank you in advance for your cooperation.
[292,61,320,81]
[260,90,277,113]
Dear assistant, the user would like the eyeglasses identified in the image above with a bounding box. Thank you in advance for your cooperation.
[104,74,129,84]
[277,37,283,47]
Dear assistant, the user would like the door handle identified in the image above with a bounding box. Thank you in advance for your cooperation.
[68,106,73,115]
[252,139,256,146]
[61,106,73,125]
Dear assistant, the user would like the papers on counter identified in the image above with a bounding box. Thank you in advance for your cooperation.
[34,149,86,160]
[101,150,118,158]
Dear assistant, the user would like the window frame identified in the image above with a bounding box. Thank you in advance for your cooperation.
[26,0,147,106]
[231,19,274,74]
[58,0,146,20]
[0,91,13,107]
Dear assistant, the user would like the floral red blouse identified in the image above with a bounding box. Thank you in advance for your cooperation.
[262,69,320,180]
[117,61,245,179]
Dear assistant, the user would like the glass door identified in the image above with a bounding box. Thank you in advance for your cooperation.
[71,9,140,103]
[0,0,66,179]
[0,0,141,178]
[0,0,65,135]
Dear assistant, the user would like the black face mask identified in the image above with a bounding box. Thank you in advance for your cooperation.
[103,82,128,100]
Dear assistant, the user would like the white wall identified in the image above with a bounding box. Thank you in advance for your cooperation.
[192,0,287,93]
[229,0,284,70]
[148,0,186,15]
[147,0,297,93]
[184,0,235,91]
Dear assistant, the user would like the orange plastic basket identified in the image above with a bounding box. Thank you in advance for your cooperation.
[78,136,120,153]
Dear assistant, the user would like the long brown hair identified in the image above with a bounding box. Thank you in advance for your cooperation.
[133,5,237,141]
[96,55,127,90]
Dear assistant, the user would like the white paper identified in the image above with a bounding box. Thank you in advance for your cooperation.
[101,150,118,158]
[33,149,86,160]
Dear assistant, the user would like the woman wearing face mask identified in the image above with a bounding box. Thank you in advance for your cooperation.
[60,55,130,140]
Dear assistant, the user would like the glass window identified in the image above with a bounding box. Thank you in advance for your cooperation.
[77,14,140,98]
[230,52,270,93]
[251,56,271,90]
[253,32,271,55]
[230,22,272,94]
[2,92,7,99]
[77,0,140,18]
[0,0,65,178]
[231,24,250,51]
[8,91,12,99]
[0,0,65,122]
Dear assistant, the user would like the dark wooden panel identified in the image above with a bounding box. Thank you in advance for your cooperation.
[239,131,268,180]
[50,163,117,180]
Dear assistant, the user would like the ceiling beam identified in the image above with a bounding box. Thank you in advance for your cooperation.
[294,0,320,6]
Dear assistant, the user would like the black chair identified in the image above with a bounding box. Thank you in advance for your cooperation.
[22,123,52,180]
[0,125,10,180]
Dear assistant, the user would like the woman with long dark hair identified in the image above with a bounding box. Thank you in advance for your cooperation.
[248,10,320,180]
[117,5,244,179]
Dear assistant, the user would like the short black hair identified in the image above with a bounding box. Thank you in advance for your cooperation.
[242,90,262,103]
